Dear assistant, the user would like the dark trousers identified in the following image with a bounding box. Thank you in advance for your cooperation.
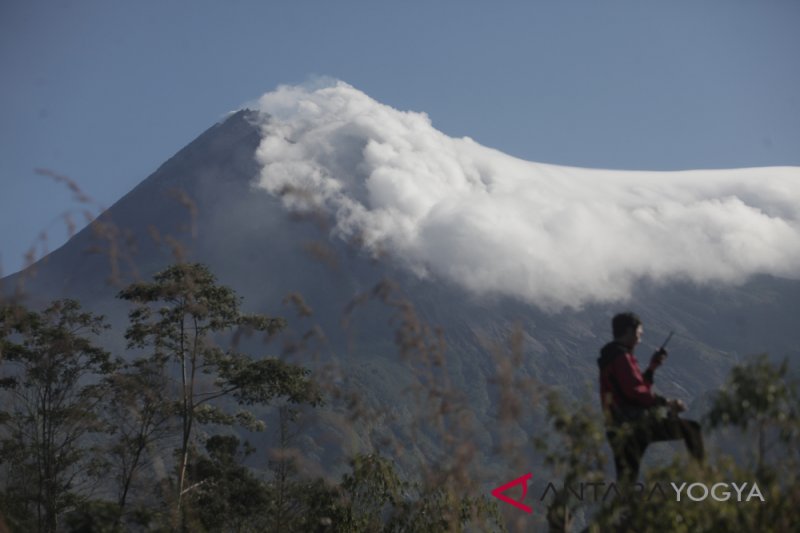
[607,414,704,483]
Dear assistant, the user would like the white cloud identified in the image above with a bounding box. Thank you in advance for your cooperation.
[253,81,800,310]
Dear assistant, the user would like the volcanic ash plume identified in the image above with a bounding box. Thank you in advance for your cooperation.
[252,81,800,311]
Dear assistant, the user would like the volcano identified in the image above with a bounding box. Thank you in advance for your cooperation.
[3,84,800,489]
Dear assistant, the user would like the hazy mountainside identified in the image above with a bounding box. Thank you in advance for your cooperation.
[3,109,799,479]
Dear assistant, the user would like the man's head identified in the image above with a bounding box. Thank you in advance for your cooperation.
[612,312,643,348]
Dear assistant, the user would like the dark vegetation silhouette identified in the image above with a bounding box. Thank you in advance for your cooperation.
[1,175,799,532]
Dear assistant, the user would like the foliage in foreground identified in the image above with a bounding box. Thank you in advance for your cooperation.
[536,355,800,532]
[0,264,502,532]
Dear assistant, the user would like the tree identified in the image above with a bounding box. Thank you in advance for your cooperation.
[706,354,799,476]
[116,263,321,527]
[533,391,608,533]
[339,453,405,531]
[102,357,174,518]
[183,434,271,532]
[335,452,503,533]
[0,300,116,533]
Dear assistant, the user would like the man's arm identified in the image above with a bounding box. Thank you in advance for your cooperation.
[610,353,666,407]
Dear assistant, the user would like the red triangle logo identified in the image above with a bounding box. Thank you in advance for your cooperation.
[491,473,533,513]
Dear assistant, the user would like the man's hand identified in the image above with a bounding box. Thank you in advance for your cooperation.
[649,348,668,370]
[668,398,687,413]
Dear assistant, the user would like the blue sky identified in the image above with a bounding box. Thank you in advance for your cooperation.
[2,1,799,275]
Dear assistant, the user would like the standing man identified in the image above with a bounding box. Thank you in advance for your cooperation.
[598,312,704,483]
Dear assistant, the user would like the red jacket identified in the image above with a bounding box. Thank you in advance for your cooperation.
[598,341,665,418]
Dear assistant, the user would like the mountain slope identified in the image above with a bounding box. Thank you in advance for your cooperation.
[3,101,800,487]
